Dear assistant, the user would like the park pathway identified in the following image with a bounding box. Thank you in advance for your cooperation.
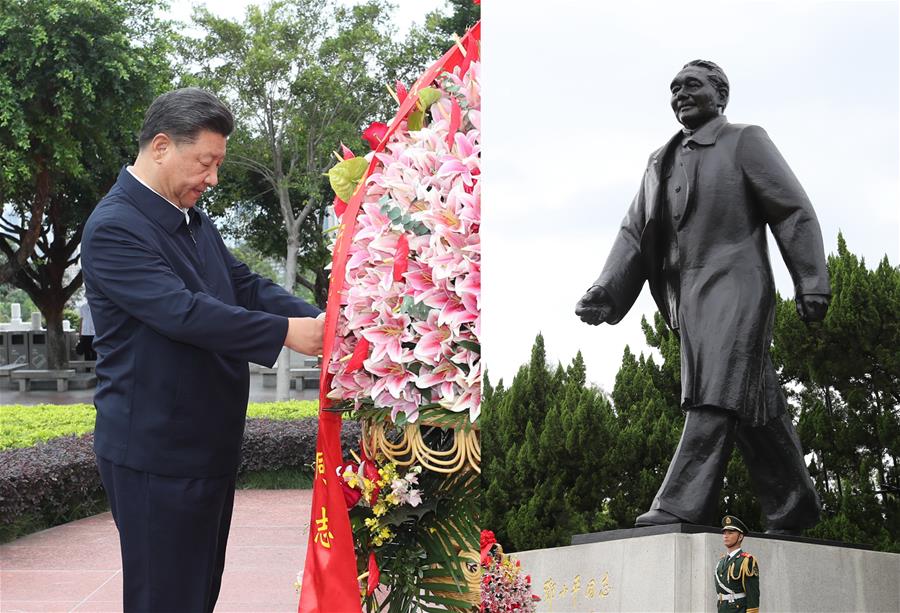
[0,489,312,612]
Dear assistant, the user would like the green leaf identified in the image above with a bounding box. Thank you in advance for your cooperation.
[327,157,369,202]
[456,340,480,354]
[405,299,432,321]
[417,86,442,109]
[407,108,425,131]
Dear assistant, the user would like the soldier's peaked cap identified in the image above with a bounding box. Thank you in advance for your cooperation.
[721,515,749,534]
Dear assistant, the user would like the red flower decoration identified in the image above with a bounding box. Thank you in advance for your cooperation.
[392,234,409,282]
[480,529,498,566]
[363,460,381,504]
[367,551,380,596]
[337,463,362,508]
[345,337,370,373]
[481,530,497,550]
[395,81,408,105]
[333,194,347,218]
[447,98,462,149]
[362,122,389,150]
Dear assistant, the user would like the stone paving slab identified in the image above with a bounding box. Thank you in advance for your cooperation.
[0,489,313,612]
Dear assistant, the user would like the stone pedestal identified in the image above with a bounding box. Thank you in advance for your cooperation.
[512,525,899,612]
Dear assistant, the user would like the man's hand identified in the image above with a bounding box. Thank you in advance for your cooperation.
[796,294,829,323]
[285,317,324,355]
[575,285,615,326]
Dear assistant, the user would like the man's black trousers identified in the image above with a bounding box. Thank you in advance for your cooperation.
[97,456,237,612]
[650,406,821,530]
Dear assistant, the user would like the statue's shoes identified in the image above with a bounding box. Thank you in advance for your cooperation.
[634,509,683,527]
[764,528,802,536]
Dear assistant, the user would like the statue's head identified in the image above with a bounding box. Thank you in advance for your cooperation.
[670,60,729,129]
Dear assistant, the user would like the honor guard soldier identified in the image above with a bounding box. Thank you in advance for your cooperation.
[716,515,759,612]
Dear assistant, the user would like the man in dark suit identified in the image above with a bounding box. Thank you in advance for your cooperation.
[82,88,323,612]
[576,61,829,534]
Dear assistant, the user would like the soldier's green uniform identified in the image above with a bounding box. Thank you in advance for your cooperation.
[716,515,759,613]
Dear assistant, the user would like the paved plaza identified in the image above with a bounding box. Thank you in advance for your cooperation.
[0,489,313,612]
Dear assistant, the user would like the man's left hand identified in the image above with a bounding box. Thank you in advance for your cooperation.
[796,294,830,323]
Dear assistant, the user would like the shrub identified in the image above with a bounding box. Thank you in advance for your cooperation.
[245,400,319,421]
[0,433,103,530]
[0,401,321,451]
[239,417,361,473]
[0,404,96,450]
[0,417,361,542]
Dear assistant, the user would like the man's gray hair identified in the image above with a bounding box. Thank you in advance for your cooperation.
[139,88,234,149]
[683,60,729,111]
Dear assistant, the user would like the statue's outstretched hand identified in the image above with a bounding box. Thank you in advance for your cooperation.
[576,285,614,326]
[796,294,829,323]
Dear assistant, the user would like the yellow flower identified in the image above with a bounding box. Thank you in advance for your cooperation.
[373,501,388,517]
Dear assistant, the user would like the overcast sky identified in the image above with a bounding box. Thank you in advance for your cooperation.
[480,0,900,394]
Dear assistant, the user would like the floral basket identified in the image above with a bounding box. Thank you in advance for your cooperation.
[321,25,481,613]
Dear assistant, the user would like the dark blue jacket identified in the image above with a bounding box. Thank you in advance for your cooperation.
[81,167,320,477]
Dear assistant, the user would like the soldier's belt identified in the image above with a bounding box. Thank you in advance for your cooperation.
[717,592,746,603]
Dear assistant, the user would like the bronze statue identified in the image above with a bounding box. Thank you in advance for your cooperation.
[576,60,829,535]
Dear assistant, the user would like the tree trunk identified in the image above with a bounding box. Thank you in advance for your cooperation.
[0,161,49,283]
[314,267,328,309]
[276,195,300,401]
[824,387,844,499]
[40,304,67,370]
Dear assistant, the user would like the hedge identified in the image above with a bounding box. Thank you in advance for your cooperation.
[0,401,320,450]
[0,417,361,535]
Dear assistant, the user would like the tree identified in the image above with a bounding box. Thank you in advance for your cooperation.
[179,0,424,398]
[0,0,172,368]
[482,335,618,552]
[405,0,481,61]
[772,233,900,550]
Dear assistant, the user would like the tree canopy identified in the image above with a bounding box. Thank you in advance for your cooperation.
[0,0,172,366]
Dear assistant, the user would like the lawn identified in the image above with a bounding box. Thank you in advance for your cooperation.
[0,400,319,450]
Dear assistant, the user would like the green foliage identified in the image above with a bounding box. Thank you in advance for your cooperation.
[0,404,96,450]
[772,233,900,551]
[360,470,480,613]
[236,466,313,490]
[0,492,109,544]
[483,335,618,551]
[328,156,370,201]
[401,0,481,64]
[244,400,320,420]
[606,322,683,527]
[0,286,36,321]
[0,0,173,366]
[0,401,319,450]
[231,243,282,283]
[178,0,432,308]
